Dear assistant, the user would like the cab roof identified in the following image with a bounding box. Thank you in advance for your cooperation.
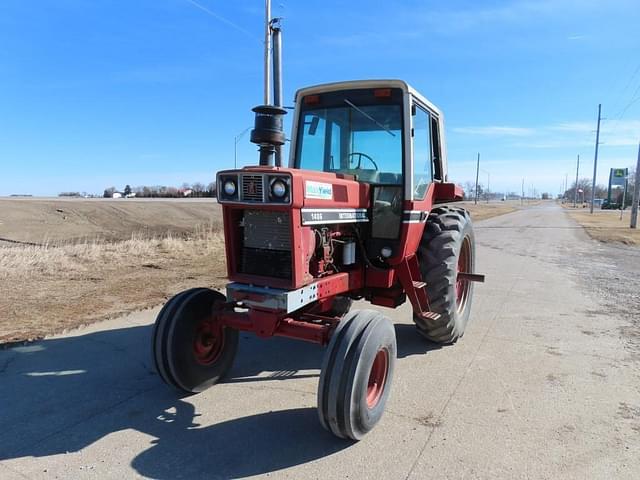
[294,79,443,117]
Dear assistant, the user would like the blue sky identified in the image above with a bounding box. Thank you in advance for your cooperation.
[1,0,639,196]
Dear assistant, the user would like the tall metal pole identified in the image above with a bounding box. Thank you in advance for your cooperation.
[271,18,283,166]
[263,0,272,105]
[630,142,640,229]
[474,153,480,205]
[574,154,580,208]
[521,178,524,205]
[590,103,601,213]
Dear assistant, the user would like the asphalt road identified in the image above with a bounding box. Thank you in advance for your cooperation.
[1,203,639,479]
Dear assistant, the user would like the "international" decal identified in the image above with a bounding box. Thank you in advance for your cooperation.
[301,208,369,225]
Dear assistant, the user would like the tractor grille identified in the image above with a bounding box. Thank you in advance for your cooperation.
[241,175,264,202]
[238,210,292,280]
[243,210,291,250]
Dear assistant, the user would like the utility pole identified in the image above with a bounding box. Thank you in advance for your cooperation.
[573,154,580,208]
[564,173,568,201]
[474,152,480,205]
[521,178,524,205]
[590,103,602,213]
[631,142,640,229]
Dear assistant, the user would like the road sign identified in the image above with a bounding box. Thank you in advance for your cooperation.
[607,168,629,205]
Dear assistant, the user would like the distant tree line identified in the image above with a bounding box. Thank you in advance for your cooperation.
[562,178,608,203]
[58,191,98,198]
[102,182,216,198]
[461,182,518,201]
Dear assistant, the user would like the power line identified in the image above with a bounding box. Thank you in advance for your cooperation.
[185,0,262,42]
[608,62,640,126]
[613,87,640,121]
[611,61,640,112]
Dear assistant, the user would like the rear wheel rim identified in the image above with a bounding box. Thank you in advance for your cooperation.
[193,318,225,366]
[456,237,472,314]
[366,349,389,408]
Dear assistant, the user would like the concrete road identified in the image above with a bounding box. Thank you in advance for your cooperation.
[1,203,639,479]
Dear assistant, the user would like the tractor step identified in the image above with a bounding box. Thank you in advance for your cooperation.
[412,281,427,289]
[419,311,442,322]
[457,272,486,283]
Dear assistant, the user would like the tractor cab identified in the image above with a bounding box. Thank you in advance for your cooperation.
[290,80,449,254]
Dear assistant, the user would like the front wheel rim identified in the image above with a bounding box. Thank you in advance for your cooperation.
[366,349,389,408]
[193,318,225,365]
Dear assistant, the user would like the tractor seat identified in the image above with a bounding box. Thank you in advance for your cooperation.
[331,170,402,185]
[332,168,379,183]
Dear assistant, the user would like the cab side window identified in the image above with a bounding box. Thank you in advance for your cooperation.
[412,105,433,200]
[430,115,442,180]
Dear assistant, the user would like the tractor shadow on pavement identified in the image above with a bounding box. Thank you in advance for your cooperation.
[394,323,446,358]
[0,323,353,478]
[130,404,351,479]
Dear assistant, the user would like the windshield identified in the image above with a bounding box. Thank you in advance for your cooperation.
[295,89,404,185]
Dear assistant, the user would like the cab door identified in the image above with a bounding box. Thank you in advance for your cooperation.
[388,102,436,262]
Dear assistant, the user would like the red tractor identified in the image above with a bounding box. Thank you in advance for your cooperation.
[152,77,484,440]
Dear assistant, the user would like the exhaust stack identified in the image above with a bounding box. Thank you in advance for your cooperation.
[251,1,286,167]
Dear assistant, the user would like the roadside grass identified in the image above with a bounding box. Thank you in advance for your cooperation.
[565,208,640,246]
[0,226,228,345]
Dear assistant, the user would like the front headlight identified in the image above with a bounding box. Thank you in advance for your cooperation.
[224,179,237,196]
[271,179,287,198]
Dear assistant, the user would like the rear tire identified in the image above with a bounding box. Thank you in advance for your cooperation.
[317,309,396,440]
[153,288,238,393]
[414,206,475,343]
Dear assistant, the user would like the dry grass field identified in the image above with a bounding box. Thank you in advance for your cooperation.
[565,206,640,246]
[0,198,226,344]
[0,228,228,344]
[0,197,526,345]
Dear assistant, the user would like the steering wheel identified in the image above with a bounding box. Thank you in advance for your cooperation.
[348,152,378,170]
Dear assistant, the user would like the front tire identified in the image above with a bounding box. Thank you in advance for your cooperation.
[414,206,476,343]
[152,288,238,393]
[317,309,397,440]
